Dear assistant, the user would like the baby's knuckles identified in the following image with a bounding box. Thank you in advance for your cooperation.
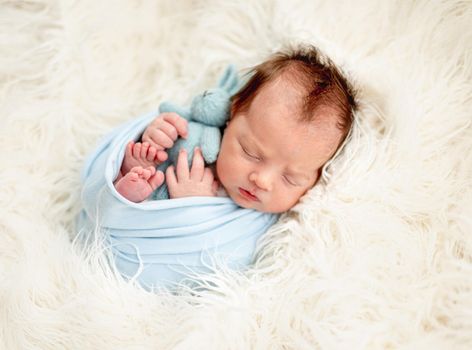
[142,113,185,149]
[168,152,216,198]
[167,175,216,198]
[162,112,188,135]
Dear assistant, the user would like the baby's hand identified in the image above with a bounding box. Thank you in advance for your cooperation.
[142,112,188,151]
[166,147,218,199]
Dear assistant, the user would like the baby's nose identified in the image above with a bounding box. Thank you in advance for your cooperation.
[249,171,272,191]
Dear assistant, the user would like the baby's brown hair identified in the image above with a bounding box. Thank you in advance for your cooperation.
[231,45,357,149]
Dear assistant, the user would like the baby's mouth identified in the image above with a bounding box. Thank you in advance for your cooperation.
[238,187,259,201]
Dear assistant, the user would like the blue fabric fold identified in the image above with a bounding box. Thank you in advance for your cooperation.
[78,111,278,289]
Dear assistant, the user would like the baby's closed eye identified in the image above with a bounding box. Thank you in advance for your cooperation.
[240,143,261,161]
[282,175,299,186]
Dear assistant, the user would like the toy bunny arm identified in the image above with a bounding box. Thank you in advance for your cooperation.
[199,127,222,164]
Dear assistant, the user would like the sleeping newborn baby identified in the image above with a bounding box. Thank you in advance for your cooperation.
[78,45,358,289]
[114,46,357,213]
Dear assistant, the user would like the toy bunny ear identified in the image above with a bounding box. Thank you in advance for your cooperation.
[217,64,240,95]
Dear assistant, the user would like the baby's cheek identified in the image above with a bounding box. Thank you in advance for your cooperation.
[281,188,307,210]
[218,146,236,172]
[215,154,230,184]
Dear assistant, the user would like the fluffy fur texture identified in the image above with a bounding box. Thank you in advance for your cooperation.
[1,0,471,349]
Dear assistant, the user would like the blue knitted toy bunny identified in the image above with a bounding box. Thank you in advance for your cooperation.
[152,65,240,200]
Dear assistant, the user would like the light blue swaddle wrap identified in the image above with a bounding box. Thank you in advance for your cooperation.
[78,111,279,290]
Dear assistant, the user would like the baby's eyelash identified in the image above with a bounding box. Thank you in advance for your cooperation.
[241,145,260,160]
[283,175,297,186]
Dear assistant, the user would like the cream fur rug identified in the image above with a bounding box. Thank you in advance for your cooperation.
[1,1,471,349]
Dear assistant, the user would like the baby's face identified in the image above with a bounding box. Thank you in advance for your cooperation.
[216,77,343,213]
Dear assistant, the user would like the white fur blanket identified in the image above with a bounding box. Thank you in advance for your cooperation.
[1,1,471,349]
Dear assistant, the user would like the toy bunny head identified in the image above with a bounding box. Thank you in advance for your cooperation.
[190,64,240,126]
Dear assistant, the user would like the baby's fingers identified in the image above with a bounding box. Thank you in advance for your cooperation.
[146,144,157,161]
[156,150,168,163]
[162,112,188,139]
[147,128,173,150]
[125,141,134,156]
[141,142,150,159]
[190,147,204,180]
[142,166,156,180]
[176,149,190,181]
[202,167,214,184]
[149,170,165,191]
[212,180,219,194]
[165,166,177,189]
